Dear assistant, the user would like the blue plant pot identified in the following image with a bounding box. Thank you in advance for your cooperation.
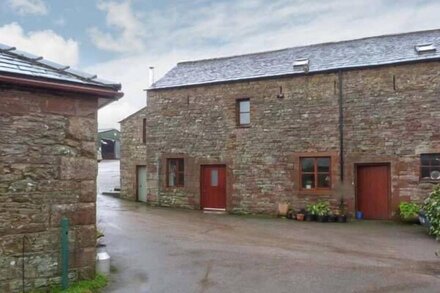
[355,211,364,220]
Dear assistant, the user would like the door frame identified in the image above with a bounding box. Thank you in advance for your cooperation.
[136,165,147,202]
[354,162,391,219]
[200,164,227,210]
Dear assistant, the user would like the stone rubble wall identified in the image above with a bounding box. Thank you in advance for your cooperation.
[119,108,147,201]
[0,87,98,292]
[140,61,440,215]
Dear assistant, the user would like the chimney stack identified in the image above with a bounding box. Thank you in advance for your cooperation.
[148,66,155,87]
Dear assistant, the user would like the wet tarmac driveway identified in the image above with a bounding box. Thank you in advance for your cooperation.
[97,162,440,293]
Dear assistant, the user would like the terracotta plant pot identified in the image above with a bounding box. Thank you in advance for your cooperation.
[296,213,305,221]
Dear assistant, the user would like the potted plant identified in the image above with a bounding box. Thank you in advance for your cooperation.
[286,208,294,219]
[296,209,305,221]
[328,211,336,222]
[315,201,331,222]
[399,201,420,223]
[337,198,347,223]
[305,203,317,221]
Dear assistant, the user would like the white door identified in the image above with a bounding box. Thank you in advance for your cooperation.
[137,166,147,202]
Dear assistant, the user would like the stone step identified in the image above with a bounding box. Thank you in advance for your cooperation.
[203,208,226,214]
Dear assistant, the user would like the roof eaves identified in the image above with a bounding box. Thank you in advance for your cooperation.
[0,43,122,90]
[0,72,124,99]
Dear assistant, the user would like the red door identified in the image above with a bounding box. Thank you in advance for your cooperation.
[201,165,226,209]
[356,164,390,219]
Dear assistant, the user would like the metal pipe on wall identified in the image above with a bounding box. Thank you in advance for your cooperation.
[338,70,344,182]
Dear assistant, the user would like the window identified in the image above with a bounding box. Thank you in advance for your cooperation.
[421,154,440,180]
[237,99,250,126]
[167,159,184,187]
[300,157,331,190]
[142,118,146,144]
[211,168,218,187]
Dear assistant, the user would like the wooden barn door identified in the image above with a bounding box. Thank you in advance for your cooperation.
[356,164,390,219]
[201,165,226,210]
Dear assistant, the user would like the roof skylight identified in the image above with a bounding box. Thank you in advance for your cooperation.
[293,58,309,72]
[415,44,436,54]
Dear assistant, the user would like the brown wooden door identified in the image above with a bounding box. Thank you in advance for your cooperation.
[356,164,390,219]
[201,165,226,209]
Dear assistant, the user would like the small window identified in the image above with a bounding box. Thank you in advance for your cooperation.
[300,157,331,190]
[142,118,146,144]
[211,169,219,186]
[167,158,184,187]
[420,154,440,180]
[237,99,250,126]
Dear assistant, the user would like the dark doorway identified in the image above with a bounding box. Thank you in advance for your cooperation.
[101,139,116,159]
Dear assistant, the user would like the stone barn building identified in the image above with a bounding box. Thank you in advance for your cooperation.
[0,44,122,291]
[120,107,148,202]
[121,29,440,219]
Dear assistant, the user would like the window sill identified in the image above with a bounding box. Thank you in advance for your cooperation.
[419,179,440,184]
[298,189,332,195]
[237,125,251,128]
[164,186,185,190]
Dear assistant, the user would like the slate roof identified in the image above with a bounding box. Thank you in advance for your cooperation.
[0,43,121,90]
[98,128,120,133]
[151,29,440,90]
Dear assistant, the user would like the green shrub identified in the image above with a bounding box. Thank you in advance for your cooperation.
[399,202,420,220]
[423,185,440,239]
[306,203,317,215]
[306,201,330,216]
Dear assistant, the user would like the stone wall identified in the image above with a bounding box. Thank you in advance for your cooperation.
[343,61,440,211]
[0,86,99,292]
[120,107,147,200]
[142,61,440,216]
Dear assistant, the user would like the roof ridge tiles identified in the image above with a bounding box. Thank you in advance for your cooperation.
[152,28,440,90]
[177,28,440,65]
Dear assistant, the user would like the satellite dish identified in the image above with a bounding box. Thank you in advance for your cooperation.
[431,170,440,180]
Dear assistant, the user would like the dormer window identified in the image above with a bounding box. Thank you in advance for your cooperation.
[415,44,436,54]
